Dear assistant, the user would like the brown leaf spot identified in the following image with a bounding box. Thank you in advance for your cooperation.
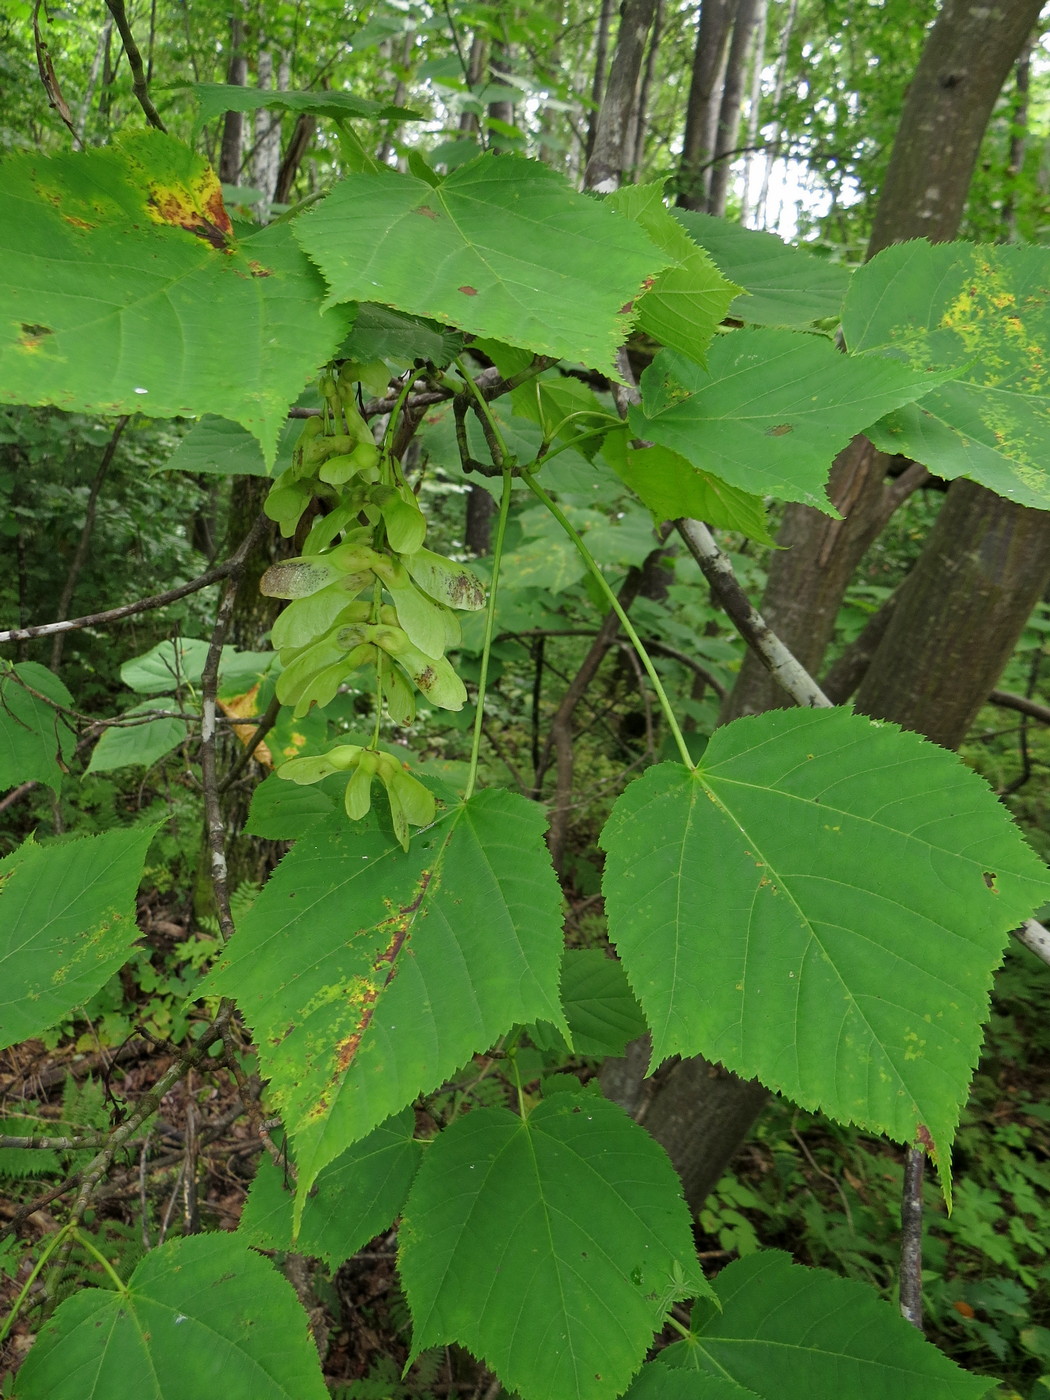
[458,285,478,296]
[62,215,94,231]
[416,205,439,219]
[619,301,634,315]
[982,871,998,891]
[247,260,273,278]
[18,323,53,350]
[145,169,234,251]
[766,423,793,437]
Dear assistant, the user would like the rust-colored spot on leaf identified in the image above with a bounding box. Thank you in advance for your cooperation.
[953,1301,976,1318]
[458,285,478,296]
[416,205,439,219]
[246,260,273,278]
[145,168,234,251]
[619,301,634,315]
[332,869,434,1076]
[766,423,793,437]
[62,215,94,231]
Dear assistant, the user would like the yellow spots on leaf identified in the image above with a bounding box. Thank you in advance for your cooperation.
[142,164,233,251]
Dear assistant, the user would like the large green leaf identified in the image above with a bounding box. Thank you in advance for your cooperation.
[203,789,567,1219]
[600,708,1049,1169]
[673,211,851,327]
[399,1090,708,1400]
[293,154,666,370]
[0,661,73,793]
[658,1251,993,1399]
[0,133,350,461]
[607,184,741,366]
[630,336,958,512]
[238,1109,422,1268]
[842,239,1050,510]
[12,1233,328,1400]
[85,700,186,774]
[0,825,157,1050]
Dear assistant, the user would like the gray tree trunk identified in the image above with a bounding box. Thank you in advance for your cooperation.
[583,0,658,192]
[708,0,763,216]
[676,0,734,210]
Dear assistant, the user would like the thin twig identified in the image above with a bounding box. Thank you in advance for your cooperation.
[103,0,167,131]
[899,1146,925,1330]
[989,688,1050,725]
[199,514,270,945]
[0,558,237,644]
[31,1,82,148]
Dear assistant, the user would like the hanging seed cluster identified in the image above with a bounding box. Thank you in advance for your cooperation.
[260,364,485,846]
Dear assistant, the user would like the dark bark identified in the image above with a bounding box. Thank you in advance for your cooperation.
[465,484,496,555]
[676,0,734,210]
[584,0,615,162]
[708,0,763,216]
[487,39,516,152]
[274,113,316,204]
[853,480,1050,748]
[1003,37,1033,240]
[583,0,658,192]
[606,0,1048,1215]
[218,16,247,186]
[868,0,1045,251]
[625,0,664,179]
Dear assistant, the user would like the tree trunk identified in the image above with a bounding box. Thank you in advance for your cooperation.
[583,0,658,192]
[725,0,1047,725]
[676,0,734,210]
[584,0,615,163]
[251,49,288,205]
[605,0,1048,1214]
[853,481,1050,747]
[218,15,248,186]
[738,0,768,225]
[625,0,663,180]
[708,0,763,217]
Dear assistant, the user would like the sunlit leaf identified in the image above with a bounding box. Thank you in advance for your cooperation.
[400,1090,709,1400]
[843,239,1050,510]
[600,708,1049,1175]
